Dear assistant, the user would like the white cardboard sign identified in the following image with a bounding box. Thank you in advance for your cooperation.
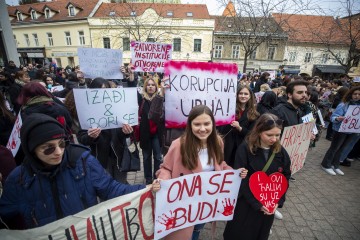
[339,105,360,133]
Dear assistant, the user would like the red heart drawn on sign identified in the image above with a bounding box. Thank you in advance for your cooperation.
[249,171,288,213]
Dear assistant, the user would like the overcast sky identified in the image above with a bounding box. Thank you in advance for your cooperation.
[6,0,360,16]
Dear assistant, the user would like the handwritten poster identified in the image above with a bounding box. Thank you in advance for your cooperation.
[131,41,172,73]
[6,113,22,157]
[155,170,241,239]
[0,188,154,240]
[164,61,238,128]
[301,113,318,134]
[280,122,315,174]
[254,91,265,103]
[339,105,360,133]
[73,88,138,130]
[78,48,123,79]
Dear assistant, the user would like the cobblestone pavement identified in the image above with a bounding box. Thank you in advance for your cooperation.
[128,134,360,240]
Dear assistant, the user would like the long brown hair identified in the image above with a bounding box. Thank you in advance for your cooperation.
[247,113,282,154]
[180,105,223,170]
[342,86,360,103]
[142,78,159,101]
[0,93,15,122]
[236,85,259,121]
[64,90,78,121]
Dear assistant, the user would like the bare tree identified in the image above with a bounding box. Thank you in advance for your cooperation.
[214,0,321,73]
[93,2,193,50]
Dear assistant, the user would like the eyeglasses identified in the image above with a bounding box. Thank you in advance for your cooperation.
[266,119,283,126]
[41,140,68,155]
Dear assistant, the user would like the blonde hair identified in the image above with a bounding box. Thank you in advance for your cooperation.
[142,78,159,100]
[260,83,270,92]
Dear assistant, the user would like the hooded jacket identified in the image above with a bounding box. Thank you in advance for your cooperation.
[272,102,305,128]
[0,114,145,229]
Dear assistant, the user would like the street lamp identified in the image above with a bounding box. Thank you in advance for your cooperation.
[186,53,190,61]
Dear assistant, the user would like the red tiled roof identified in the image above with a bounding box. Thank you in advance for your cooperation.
[7,0,99,24]
[222,1,236,17]
[93,3,210,19]
[272,13,348,45]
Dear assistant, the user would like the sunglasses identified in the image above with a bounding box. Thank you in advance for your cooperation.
[41,140,68,155]
[266,119,283,126]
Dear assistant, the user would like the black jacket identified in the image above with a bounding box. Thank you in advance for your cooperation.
[253,77,268,93]
[272,102,304,128]
[217,109,256,167]
[234,142,291,211]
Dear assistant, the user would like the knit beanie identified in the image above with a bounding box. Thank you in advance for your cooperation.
[21,113,66,153]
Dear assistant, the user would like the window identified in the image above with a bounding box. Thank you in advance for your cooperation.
[187,12,193,17]
[31,10,37,20]
[33,34,39,46]
[65,32,72,45]
[68,57,75,67]
[109,11,115,16]
[123,38,130,51]
[250,49,257,60]
[24,34,30,46]
[45,9,50,19]
[289,52,297,62]
[167,11,173,16]
[194,39,201,52]
[267,46,276,60]
[321,53,329,64]
[79,31,85,45]
[173,38,181,52]
[232,45,240,59]
[69,6,75,16]
[103,37,111,49]
[304,52,312,63]
[147,38,155,42]
[214,45,223,58]
[17,12,23,21]
[47,33,53,46]
[130,11,136,16]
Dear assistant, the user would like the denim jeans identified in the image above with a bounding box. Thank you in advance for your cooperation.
[321,131,360,168]
[142,135,162,183]
[191,223,206,240]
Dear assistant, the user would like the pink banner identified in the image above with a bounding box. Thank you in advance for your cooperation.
[164,61,238,128]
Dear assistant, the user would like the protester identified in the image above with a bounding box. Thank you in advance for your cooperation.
[257,91,277,115]
[77,78,131,183]
[254,72,270,93]
[0,93,15,146]
[0,113,155,229]
[43,75,59,90]
[17,82,72,133]
[223,113,291,240]
[321,86,360,174]
[4,61,19,77]
[138,78,165,184]
[7,71,30,113]
[218,85,259,167]
[156,105,248,240]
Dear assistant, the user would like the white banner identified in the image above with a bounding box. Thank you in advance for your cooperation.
[154,170,241,239]
[6,113,22,157]
[0,188,154,240]
[339,105,360,133]
[78,48,123,79]
[131,41,172,73]
[280,122,315,174]
[164,61,237,128]
[73,88,138,130]
[301,113,318,134]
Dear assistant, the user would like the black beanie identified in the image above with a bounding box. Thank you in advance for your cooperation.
[21,113,66,153]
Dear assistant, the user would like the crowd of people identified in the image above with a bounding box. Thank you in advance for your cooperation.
[1,59,360,239]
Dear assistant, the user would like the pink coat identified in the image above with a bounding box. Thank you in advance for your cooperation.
[156,137,232,240]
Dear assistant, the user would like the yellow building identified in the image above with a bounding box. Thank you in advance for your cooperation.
[7,0,101,67]
[90,2,214,63]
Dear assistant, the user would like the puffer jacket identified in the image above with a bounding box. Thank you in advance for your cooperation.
[0,144,145,229]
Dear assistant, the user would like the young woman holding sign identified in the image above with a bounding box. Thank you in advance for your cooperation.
[223,113,291,240]
[156,105,248,240]
[217,85,259,167]
[321,86,360,175]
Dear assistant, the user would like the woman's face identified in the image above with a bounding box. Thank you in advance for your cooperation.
[191,113,213,144]
[352,90,360,101]
[21,74,31,83]
[238,87,250,104]
[45,77,53,85]
[260,127,281,148]
[146,80,157,95]
[34,139,65,166]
